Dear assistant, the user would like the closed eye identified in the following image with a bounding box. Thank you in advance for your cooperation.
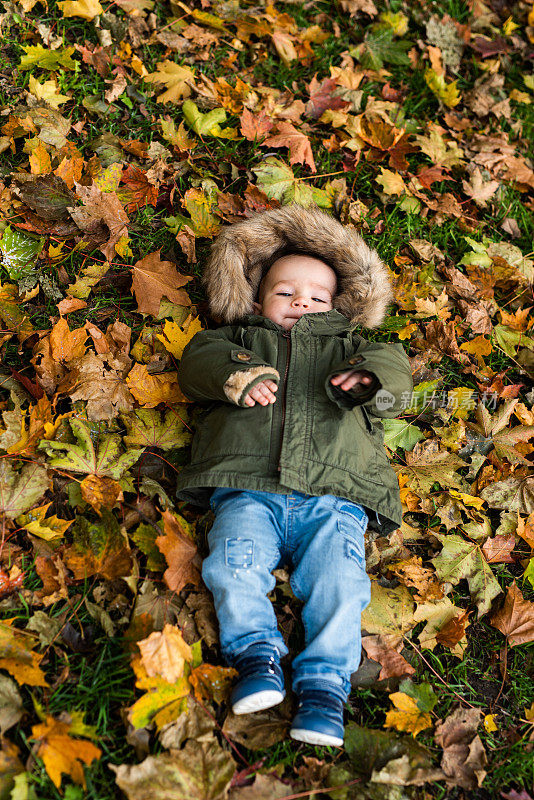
[276,293,327,303]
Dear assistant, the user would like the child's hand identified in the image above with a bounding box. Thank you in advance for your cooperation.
[244,379,278,407]
[330,369,374,392]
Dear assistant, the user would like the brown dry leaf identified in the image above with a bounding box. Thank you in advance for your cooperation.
[80,474,123,514]
[481,533,516,563]
[68,183,129,261]
[126,364,187,407]
[435,707,487,789]
[263,121,316,172]
[240,107,273,140]
[34,555,69,607]
[306,75,349,120]
[32,715,101,788]
[131,251,192,317]
[57,297,87,315]
[362,634,415,680]
[156,510,202,594]
[435,611,470,649]
[61,351,134,421]
[490,582,534,646]
[462,167,500,207]
[120,164,159,213]
[422,319,470,366]
[229,774,291,800]
[389,556,444,602]
[223,698,292,749]
[138,624,193,683]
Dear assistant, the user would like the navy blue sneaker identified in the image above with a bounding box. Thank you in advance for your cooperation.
[290,685,345,747]
[230,644,285,715]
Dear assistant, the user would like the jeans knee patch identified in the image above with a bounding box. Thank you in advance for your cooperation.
[225,538,254,568]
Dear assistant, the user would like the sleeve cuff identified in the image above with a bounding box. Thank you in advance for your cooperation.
[224,366,280,406]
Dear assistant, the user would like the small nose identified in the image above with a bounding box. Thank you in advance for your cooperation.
[291,296,309,308]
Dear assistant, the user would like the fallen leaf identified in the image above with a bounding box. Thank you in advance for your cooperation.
[111,741,235,799]
[156,510,201,594]
[138,625,193,683]
[131,251,192,317]
[435,707,487,789]
[490,582,534,646]
[32,715,101,788]
[144,61,195,104]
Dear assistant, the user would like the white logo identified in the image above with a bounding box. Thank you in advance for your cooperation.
[376,389,395,410]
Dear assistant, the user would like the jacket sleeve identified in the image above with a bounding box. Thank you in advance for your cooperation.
[324,338,413,417]
[177,326,280,407]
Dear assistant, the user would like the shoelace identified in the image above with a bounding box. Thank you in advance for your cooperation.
[233,652,282,681]
[297,689,343,713]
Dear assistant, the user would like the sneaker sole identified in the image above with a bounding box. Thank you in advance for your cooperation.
[290,727,343,747]
[232,690,285,715]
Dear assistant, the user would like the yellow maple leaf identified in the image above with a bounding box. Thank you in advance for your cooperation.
[145,61,195,104]
[58,0,102,19]
[17,503,73,540]
[447,387,476,419]
[448,489,485,510]
[376,168,407,196]
[126,364,187,406]
[384,692,432,737]
[28,75,69,109]
[32,715,101,788]
[460,335,493,363]
[424,69,461,108]
[0,622,48,687]
[397,321,418,340]
[128,655,190,730]
[156,314,203,359]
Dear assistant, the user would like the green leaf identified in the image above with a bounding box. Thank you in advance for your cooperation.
[400,380,442,415]
[351,29,411,70]
[121,408,192,451]
[252,157,331,207]
[18,44,77,71]
[398,679,437,713]
[38,417,144,478]
[182,99,227,136]
[432,533,502,617]
[131,523,167,571]
[524,558,534,591]
[383,419,424,451]
[0,461,49,520]
[0,227,44,281]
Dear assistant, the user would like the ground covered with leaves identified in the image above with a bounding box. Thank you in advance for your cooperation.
[0,0,533,796]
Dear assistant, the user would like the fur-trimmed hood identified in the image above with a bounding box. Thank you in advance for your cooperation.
[202,204,393,329]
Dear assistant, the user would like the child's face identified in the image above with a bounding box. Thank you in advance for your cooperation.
[252,255,337,331]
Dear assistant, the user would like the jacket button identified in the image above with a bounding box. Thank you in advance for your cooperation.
[236,352,251,361]
[348,355,364,365]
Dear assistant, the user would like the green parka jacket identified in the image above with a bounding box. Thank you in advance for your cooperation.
[175,205,413,535]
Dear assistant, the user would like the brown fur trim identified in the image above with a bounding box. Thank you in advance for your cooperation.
[204,204,393,328]
[223,366,280,405]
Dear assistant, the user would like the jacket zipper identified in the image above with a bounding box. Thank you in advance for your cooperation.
[277,331,291,472]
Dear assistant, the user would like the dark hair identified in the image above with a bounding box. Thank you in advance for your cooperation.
[256,249,337,302]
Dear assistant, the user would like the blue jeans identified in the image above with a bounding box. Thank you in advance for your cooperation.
[202,488,371,698]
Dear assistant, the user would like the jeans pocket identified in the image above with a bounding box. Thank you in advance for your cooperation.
[334,500,368,563]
